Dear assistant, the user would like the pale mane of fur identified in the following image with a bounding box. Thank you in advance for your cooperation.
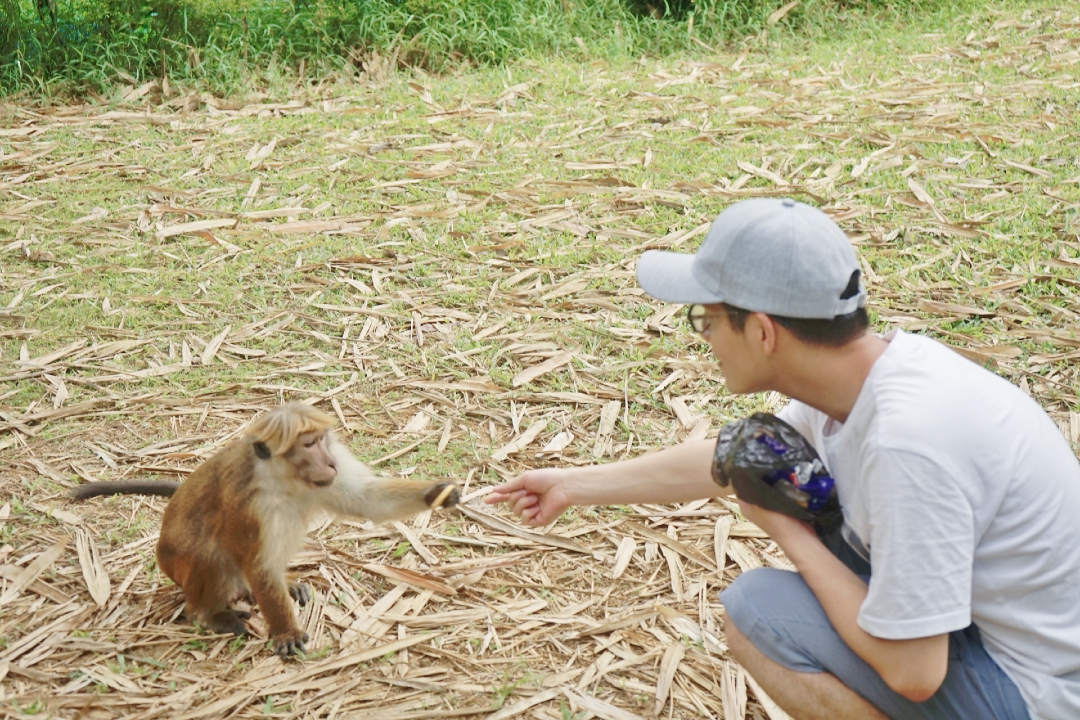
[248,402,334,455]
[251,430,436,572]
[250,424,336,575]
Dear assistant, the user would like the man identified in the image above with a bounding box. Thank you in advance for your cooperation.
[486,198,1080,720]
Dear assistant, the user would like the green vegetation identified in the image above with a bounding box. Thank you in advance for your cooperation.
[3,0,945,95]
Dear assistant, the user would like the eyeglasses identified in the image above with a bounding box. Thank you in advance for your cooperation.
[687,304,736,335]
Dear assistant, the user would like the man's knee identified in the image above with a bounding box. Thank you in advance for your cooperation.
[721,567,810,634]
[721,567,832,674]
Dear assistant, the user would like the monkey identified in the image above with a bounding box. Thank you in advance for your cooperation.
[71,402,459,658]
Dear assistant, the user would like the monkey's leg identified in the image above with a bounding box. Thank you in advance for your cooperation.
[179,557,253,636]
[163,546,251,634]
[246,569,307,658]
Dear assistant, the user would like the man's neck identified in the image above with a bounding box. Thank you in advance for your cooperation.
[771,332,890,424]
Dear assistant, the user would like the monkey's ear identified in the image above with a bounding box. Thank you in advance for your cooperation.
[253,441,272,460]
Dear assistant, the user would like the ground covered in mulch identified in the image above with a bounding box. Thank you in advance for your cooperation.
[2,3,1080,719]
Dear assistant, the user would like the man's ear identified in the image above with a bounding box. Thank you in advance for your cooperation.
[752,312,779,355]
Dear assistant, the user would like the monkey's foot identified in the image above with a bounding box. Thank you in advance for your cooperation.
[425,482,460,509]
[208,609,251,636]
[288,582,311,606]
[273,629,309,659]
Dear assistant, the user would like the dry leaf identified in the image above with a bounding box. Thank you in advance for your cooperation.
[768,0,800,24]
[268,220,349,234]
[402,409,432,434]
[1002,159,1050,178]
[201,325,232,366]
[686,417,711,441]
[409,379,504,394]
[16,339,87,368]
[511,351,573,387]
[0,535,69,604]
[438,419,453,453]
[593,400,622,457]
[715,515,732,570]
[490,420,548,461]
[156,218,238,239]
[44,374,68,409]
[721,661,747,720]
[907,177,936,206]
[485,687,564,720]
[239,206,308,220]
[564,689,647,720]
[362,563,457,595]
[653,642,685,715]
[76,529,111,607]
[391,522,439,565]
[72,207,108,224]
[666,395,701,428]
[917,299,994,318]
[611,536,636,579]
[540,430,574,454]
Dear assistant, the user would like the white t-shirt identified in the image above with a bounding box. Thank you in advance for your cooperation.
[777,330,1080,720]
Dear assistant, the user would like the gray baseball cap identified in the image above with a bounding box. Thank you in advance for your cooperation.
[636,198,865,319]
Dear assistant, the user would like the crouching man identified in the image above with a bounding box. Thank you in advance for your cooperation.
[486,198,1080,720]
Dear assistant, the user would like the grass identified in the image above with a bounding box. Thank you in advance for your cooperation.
[2,0,1080,716]
[3,0,955,96]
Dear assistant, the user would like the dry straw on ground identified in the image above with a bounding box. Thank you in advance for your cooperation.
[3,5,1080,719]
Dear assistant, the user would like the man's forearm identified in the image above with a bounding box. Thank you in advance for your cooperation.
[781,536,948,701]
[564,438,730,507]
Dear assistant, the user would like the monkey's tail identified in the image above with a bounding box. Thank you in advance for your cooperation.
[70,481,181,500]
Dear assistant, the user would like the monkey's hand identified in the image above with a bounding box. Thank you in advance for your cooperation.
[273,629,309,659]
[425,482,460,509]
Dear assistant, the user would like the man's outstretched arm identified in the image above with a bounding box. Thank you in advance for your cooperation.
[485,438,730,526]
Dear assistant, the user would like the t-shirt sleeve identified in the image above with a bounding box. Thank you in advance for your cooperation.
[857,448,974,640]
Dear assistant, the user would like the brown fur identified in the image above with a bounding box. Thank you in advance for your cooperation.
[71,402,460,658]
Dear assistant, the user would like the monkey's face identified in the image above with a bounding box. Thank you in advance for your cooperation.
[283,431,338,487]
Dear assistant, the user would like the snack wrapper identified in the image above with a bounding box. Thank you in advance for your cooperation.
[712,412,843,535]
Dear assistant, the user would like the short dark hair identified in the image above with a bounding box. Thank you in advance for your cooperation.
[721,303,869,347]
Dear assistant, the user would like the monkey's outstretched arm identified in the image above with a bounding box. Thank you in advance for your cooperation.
[71,481,181,500]
[322,443,458,523]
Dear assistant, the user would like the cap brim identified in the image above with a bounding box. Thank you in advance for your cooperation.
[636,250,724,304]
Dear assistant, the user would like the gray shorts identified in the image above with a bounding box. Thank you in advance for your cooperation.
[719,533,1030,720]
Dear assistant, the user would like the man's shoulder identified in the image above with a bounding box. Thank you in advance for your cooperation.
[830,332,1050,470]
[871,331,1029,414]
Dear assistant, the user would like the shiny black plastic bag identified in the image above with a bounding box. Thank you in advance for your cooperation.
[712,412,843,535]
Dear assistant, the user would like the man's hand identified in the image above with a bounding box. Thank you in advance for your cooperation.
[484,468,573,527]
[736,499,817,551]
